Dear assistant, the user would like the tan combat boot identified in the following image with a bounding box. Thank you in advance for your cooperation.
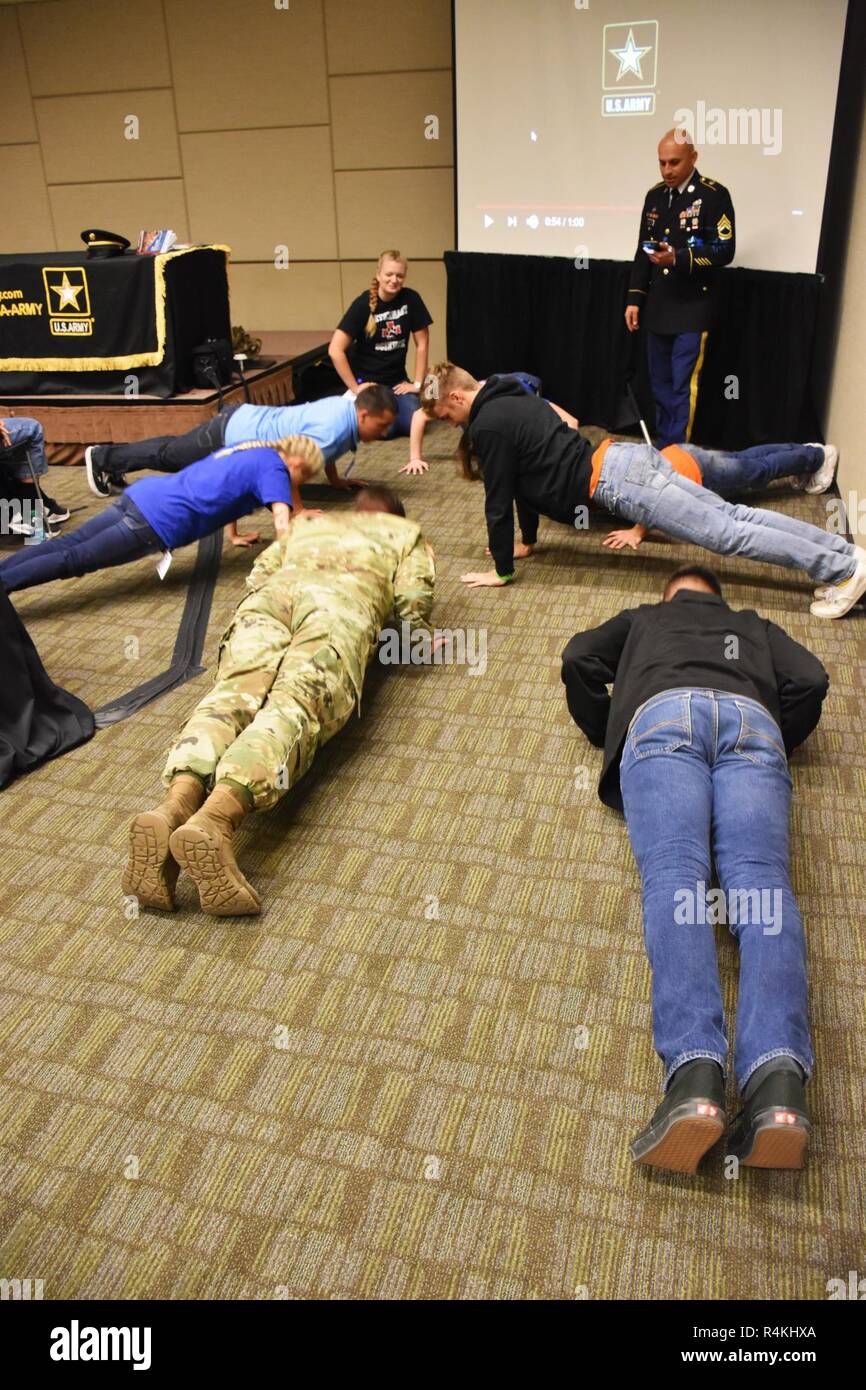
[168,782,260,917]
[122,774,206,911]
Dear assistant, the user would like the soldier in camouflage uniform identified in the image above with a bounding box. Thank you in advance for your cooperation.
[122,487,435,918]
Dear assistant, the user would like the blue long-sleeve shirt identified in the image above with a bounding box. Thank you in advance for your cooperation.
[224,397,358,464]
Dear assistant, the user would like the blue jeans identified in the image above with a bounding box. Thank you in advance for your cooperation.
[594,440,856,586]
[0,416,48,479]
[0,495,163,593]
[620,689,813,1092]
[97,407,238,477]
[385,389,420,439]
[682,442,823,498]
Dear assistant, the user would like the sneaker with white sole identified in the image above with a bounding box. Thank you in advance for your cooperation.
[8,516,60,540]
[803,443,839,495]
[85,445,113,498]
[39,491,70,523]
[810,546,866,618]
[9,486,69,523]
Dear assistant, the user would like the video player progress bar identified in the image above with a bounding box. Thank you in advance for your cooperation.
[479,203,641,212]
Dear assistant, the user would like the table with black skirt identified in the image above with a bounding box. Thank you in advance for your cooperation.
[0,246,231,399]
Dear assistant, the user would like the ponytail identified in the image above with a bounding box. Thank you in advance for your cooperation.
[218,435,323,479]
[364,274,379,338]
[455,431,481,481]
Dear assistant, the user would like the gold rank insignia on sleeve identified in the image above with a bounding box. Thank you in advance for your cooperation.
[717,213,733,240]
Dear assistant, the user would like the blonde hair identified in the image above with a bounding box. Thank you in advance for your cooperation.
[217,434,323,478]
[419,361,479,418]
[365,249,407,337]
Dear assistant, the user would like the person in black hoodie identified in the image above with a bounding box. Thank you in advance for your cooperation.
[419,363,866,619]
[561,563,828,1175]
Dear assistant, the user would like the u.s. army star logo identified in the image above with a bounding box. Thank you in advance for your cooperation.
[42,266,93,336]
[43,267,91,316]
[603,21,658,91]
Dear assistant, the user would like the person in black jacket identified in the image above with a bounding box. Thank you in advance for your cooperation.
[561,564,828,1175]
[419,363,866,620]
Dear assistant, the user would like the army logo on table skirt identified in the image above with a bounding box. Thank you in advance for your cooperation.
[42,266,93,337]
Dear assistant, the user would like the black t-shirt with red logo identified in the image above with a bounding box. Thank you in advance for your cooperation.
[338,287,432,387]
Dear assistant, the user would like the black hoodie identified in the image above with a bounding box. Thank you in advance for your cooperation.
[467,376,594,577]
[562,589,829,811]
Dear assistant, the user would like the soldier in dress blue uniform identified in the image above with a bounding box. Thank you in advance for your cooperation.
[625,129,736,448]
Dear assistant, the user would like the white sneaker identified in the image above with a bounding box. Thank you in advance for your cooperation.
[804,444,839,495]
[810,546,866,618]
[9,517,59,541]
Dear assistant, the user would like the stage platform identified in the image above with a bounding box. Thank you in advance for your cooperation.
[0,330,330,464]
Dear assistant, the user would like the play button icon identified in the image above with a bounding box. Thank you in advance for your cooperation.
[483,214,494,228]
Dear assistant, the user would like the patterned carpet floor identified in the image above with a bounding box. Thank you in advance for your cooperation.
[0,427,864,1300]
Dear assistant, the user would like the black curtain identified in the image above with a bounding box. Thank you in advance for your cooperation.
[812,0,866,427]
[445,251,822,449]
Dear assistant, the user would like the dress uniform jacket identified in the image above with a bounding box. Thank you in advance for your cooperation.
[627,170,736,333]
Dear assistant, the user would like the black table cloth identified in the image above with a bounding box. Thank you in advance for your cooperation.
[0,246,231,399]
[0,585,94,790]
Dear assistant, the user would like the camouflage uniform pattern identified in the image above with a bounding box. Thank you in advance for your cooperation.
[162,512,435,810]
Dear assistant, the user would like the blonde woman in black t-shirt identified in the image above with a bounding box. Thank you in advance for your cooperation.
[329,250,431,451]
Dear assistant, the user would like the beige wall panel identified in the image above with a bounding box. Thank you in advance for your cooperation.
[339,258,447,366]
[229,261,342,333]
[0,10,37,143]
[36,90,181,184]
[165,0,328,133]
[400,257,447,366]
[0,145,55,251]
[335,168,453,260]
[182,127,337,261]
[48,180,189,251]
[331,71,453,170]
[19,0,170,96]
[324,0,452,74]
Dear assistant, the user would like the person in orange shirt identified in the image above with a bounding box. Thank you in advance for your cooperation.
[421,363,863,620]
[603,439,838,551]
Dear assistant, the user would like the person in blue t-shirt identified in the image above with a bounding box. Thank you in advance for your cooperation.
[1,437,322,596]
[83,384,399,504]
